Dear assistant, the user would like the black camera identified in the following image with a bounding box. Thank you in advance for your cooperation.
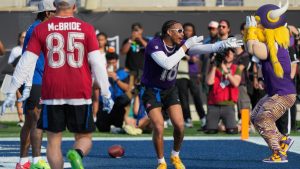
[214,52,226,65]
[212,48,235,66]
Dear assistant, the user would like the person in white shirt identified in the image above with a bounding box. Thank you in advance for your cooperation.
[8,31,26,127]
[8,31,26,67]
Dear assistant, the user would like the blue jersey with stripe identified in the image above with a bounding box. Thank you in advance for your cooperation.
[22,20,44,85]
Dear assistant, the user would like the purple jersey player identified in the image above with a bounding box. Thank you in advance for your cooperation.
[140,20,243,169]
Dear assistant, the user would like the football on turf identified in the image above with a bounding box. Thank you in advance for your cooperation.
[108,145,125,158]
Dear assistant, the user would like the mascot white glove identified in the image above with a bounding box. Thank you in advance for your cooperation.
[245,16,257,29]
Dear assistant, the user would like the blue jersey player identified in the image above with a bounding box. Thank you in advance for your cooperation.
[141,20,243,169]
[15,1,55,169]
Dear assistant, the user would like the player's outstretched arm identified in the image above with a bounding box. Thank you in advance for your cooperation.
[188,37,243,56]
[151,49,186,70]
[88,50,114,113]
[151,36,203,70]
[1,51,38,115]
[17,64,35,102]
[88,50,111,98]
[12,51,37,90]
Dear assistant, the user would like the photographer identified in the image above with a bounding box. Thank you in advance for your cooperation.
[96,52,130,133]
[121,23,148,97]
[205,48,241,134]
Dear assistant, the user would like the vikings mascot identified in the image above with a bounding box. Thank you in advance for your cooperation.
[244,0,296,163]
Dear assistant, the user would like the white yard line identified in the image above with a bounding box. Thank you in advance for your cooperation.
[1,136,299,168]
[1,136,299,152]
[0,136,242,141]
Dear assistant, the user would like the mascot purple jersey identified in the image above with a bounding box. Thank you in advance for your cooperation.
[261,46,295,96]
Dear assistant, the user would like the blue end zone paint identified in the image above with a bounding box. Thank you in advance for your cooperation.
[1,140,300,169]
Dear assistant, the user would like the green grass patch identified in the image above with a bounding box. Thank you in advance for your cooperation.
[0,121,299,138]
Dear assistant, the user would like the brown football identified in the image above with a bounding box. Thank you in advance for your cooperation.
[108,145,125,158]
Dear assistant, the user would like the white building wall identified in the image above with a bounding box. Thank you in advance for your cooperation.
[85,0,178,10]
[0,0,27,7]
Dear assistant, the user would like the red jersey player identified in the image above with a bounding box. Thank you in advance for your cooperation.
[0,0,113,168]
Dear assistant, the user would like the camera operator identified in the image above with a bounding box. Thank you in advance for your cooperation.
[205,48,241,134]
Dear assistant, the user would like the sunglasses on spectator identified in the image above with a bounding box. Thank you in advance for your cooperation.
[218,25,227,29]
[170,29,184,33]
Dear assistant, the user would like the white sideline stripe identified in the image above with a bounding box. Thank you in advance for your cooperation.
[0,136,241,141]
[93,136,242,141]
[1,136,299,154]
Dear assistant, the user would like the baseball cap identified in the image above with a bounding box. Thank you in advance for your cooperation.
[54,0,76,7]
[33,0,56,13]
[208,21,219,29]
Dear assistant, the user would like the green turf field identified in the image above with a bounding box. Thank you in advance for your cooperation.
[0,121,299,137]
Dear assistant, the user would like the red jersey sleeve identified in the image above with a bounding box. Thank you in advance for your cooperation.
[26,28,41,56]
[86,26,99,53]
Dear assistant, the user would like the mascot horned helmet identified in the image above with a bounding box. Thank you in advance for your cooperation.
[255,0,289,29]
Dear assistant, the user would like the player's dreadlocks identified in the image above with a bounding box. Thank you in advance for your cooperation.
[161,20,180,38]
[36,12,48,21]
